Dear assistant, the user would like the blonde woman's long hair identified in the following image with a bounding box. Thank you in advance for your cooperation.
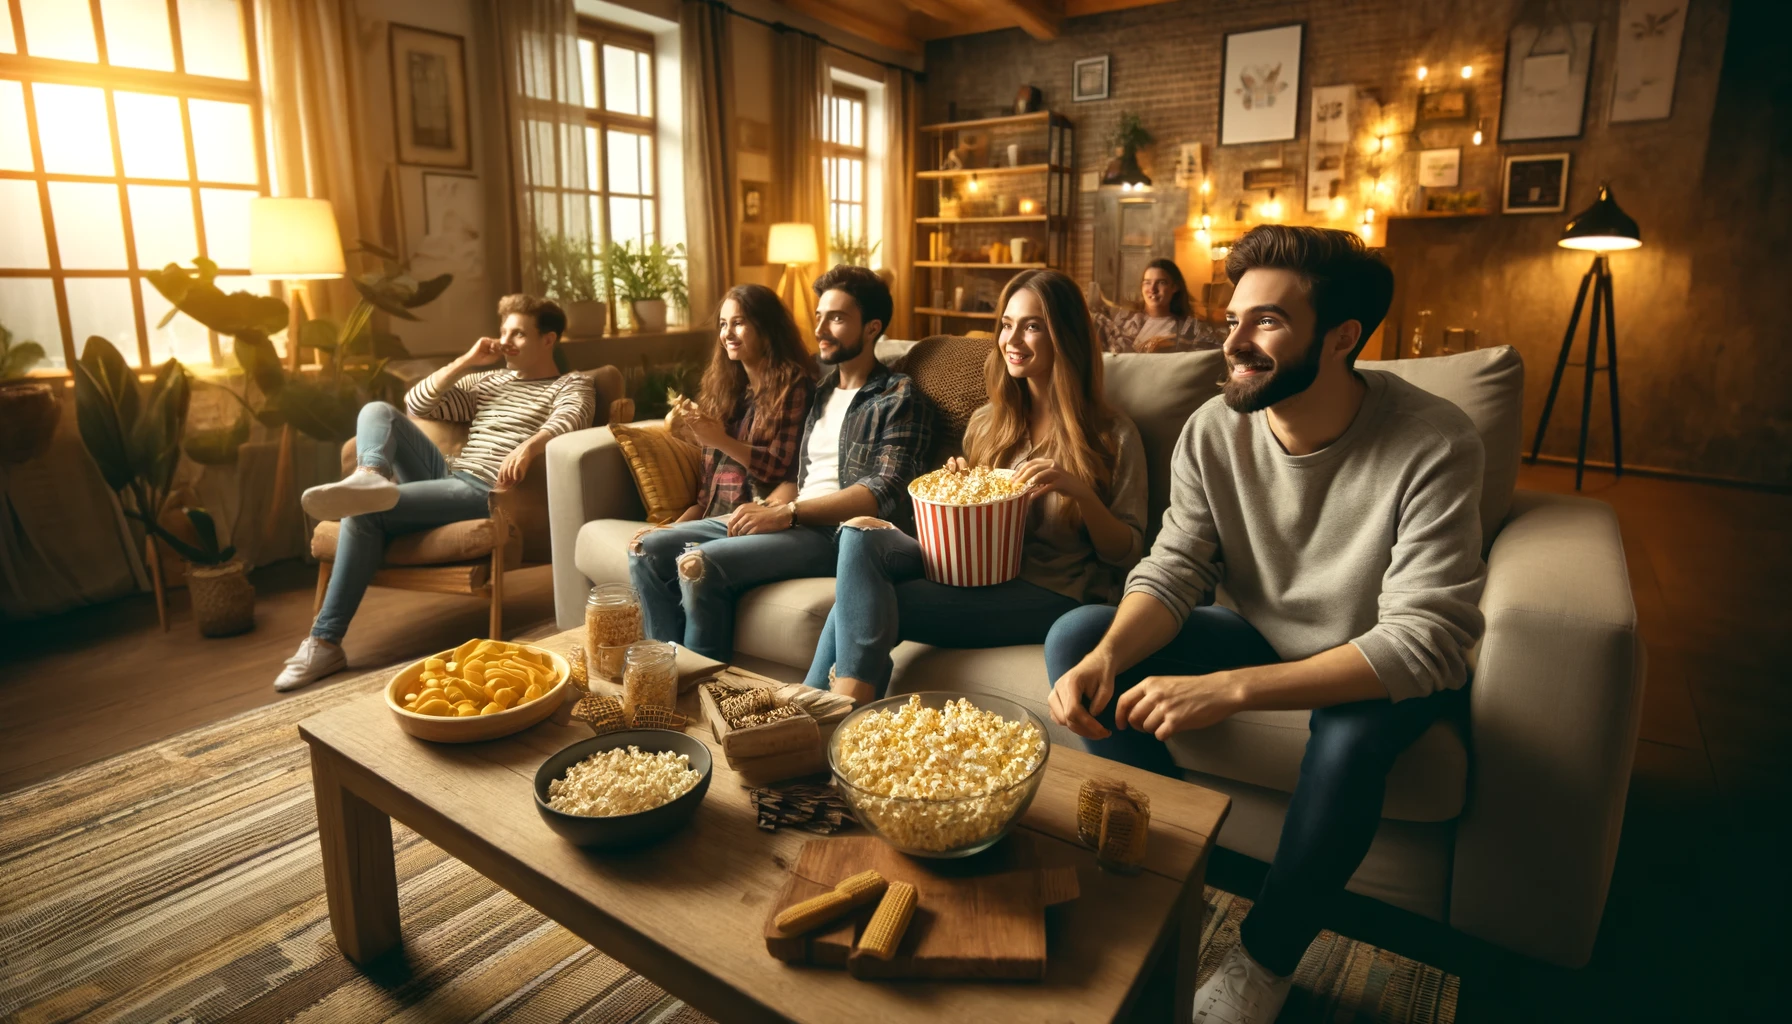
[963,269,1119,527]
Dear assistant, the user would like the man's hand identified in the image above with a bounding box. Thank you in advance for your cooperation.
[458,336,504,370]
[1048,651,1116,740]
[727,500,792,537]
[495,436,545,488]
[1113,672,1244,740]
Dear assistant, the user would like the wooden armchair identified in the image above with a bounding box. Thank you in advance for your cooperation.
[309,366,626,638]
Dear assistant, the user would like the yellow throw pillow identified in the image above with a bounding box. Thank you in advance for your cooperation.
[610,422,703,523]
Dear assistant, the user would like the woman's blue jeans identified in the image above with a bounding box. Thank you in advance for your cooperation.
[804,525,1081,695]
[1043,602,1466,977]
[310,402,490,642]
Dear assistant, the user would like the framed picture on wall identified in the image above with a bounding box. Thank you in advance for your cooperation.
[1072,56,1109,102]
[740,224,767,267]
[740,180,767,225]
[1418,148,1462,188]
[1499,21,1595,141]
[417,172,484,279]
[1502,153,1571,213]
[1220,23,1304,145]
[390,24,470,168]
[1610,0,1688,123]
[1415,87,1472,130]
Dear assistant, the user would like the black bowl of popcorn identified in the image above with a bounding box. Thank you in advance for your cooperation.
[534,730,713,848]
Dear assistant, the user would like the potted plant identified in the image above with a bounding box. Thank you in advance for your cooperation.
[829,232,882,268]
[534,231,607,336]
[1101,110,1155,188]
[0,323,56,465]
[72,335,254,635]
[601,240,688,333]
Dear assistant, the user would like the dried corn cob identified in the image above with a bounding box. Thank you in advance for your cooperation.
[855,881,916,960]
[773,869,887,936]
[720,687,777,723]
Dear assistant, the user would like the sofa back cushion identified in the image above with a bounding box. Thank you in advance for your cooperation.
[1360,345,1524,546]
[1101,349,1227,539]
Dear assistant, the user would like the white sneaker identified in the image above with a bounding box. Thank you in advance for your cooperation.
[275,637,347,692]
[1191,943,1292,1024]
[301,467,399,522]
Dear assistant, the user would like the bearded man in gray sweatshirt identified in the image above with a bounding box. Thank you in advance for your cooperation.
[1043,226,1486,1024]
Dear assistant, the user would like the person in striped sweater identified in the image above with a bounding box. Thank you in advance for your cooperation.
[276,294,595,691]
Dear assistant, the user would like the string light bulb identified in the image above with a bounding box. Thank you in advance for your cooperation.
[1331,196,1347,216]
[1460,64,1473,79]
[1417,65,1429,81]
[1200,213,1212,229]
[1472,118,1486,146]
[1378,135,1391,153]
[966,175,980,194]
[1199,179,1211,195]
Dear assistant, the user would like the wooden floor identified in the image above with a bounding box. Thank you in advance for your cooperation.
[3,464,1788,1019]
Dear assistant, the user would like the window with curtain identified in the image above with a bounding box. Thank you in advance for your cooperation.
[0,0,268,372]
[822,83,866,265]
[575,19,655,257]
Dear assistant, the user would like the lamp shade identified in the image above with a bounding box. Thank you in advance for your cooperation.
[250,197,346,279]
[1558,185,1641,252]
[767,222,820,265]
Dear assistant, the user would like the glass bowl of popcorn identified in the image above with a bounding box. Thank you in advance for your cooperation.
[828,692,1051,859]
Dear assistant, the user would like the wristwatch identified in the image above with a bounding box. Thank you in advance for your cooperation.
[786,500,799,527]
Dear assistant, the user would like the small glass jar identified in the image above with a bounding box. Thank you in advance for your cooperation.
[621,640,678,722]
[585,583,643,681]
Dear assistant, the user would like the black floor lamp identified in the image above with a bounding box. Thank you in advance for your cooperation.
[1529,185,1641,490]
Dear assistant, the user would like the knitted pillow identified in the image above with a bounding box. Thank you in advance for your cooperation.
[610,422,703,524]
[903,335,994,445]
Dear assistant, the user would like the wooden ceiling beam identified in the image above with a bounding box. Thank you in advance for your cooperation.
[779,0,922,55]
[992,0,1063,40]
[893,0,964,22]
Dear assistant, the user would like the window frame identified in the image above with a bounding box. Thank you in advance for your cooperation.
[821,82,868,265]
[0,0,269,371]
[574,17,658,327]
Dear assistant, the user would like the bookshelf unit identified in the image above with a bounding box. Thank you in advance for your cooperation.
[913,110,1073,336]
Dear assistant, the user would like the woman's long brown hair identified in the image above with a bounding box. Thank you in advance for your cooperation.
[698,284,817,443]
[964,269,1119,527]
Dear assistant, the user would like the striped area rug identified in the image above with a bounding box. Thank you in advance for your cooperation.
[0,661,1457,1023]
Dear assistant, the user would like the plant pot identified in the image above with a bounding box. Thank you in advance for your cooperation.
[564,299,608,337]
[188,558,255,637]
[0,380,59,465]
[630,299,667,333]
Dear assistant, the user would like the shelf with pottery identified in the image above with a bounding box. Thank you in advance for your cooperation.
[915,164,1071,180]
[915,261,1048,270]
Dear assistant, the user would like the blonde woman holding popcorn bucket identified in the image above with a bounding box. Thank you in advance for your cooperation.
[805,269,1148,703]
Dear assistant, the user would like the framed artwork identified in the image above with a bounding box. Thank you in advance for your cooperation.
[739,224,767,267]
[1499,21,1596,141]
[1418,148,1462,188]
[1242,167,1297,191]
[1073,56,1110,102]
[740,180,767,225]
[1172,142,1206,189]
[1306,84,1352,211]
[1610,0,1688,123]
[417,172,484,279]
[1415,87,1472,129]
[1502,153,1571,214]
[1220,23,1303,145]
[389,24,470,168]
[737,118,771,153]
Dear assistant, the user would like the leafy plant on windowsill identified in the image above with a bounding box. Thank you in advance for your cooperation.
[600,240,689,311]
[534,230,603,304]
[71,336,236,566]
[829,232,881,269]
[0,324,46,381]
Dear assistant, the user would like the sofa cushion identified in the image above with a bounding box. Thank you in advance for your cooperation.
[1360,346,1524,546]
[610,422,703,524]
[1101,349,1227,539]
[311,516,522,569]
[904,335,994,444]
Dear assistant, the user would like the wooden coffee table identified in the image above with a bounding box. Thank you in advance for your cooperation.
[299,632,1229,1023]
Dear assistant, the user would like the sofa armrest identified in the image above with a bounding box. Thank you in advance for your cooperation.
[547,425,645,629]
[1450,489,1644,967]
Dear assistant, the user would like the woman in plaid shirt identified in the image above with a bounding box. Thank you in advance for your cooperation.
[666,284,817,519]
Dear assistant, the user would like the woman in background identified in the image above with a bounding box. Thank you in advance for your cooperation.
[1089,258,1223,353]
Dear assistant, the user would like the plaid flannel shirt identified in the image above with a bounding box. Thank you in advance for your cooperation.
[698,377,816,518]
[795,361,934,530]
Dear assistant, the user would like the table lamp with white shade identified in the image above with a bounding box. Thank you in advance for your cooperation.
[768,222,820,320]
[250,197,345,547]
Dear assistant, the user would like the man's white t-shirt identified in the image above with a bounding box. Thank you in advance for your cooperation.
[797,385,860,503]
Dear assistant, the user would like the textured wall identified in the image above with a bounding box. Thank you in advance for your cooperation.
[923,0,1792,486]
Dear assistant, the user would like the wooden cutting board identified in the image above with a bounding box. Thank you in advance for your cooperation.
[763,834,1080,980]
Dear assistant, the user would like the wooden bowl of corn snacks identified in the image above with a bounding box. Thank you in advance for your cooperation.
[828,692,1050,859]
[385,638,571,743]
[533,730,714,848]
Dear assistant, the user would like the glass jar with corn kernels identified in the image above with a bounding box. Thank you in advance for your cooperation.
[621,640,677,721]
[585,583,643,681]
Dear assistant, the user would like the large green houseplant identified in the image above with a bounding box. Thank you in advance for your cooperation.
[534,230,608,336]
[0,323,57,465]
[72,336,253,635]
[600,240,688,332]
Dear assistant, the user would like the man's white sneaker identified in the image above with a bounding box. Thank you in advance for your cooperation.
[1191,943,1292,1024]
[275,637,347,692]
[301,468,398,522]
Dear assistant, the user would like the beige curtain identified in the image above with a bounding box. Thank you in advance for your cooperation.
[773,29,827,300]
[882,66,919,340]
[480,0,589,295]
[680,1,733,320]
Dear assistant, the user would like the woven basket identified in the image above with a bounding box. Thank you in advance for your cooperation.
[189,559,255,637]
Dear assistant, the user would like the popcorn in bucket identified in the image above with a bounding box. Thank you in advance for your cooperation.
[907,467,1034,587]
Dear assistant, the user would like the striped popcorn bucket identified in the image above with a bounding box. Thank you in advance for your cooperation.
[909,475,1034,587]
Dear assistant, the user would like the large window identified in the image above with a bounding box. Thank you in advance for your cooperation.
[0,0,267,371]
[575,20,656,257]
[822,83,866,264]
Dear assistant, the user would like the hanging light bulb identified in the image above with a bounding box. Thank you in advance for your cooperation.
[1472,118,1486,145]
[966,175,980,194]
[1363,206,1377,223]
[1460,64,1473,79]
[1196,227,1211,246]
[1331,195,1347,216]
[1378,135,1391,153]
[1416,65,1429,81]
[1200,213,1212,229]
[1199,179,1211,195]
[1358,221,1376,243]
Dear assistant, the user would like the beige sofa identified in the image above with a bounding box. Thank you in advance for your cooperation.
[545,342,1644,969]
